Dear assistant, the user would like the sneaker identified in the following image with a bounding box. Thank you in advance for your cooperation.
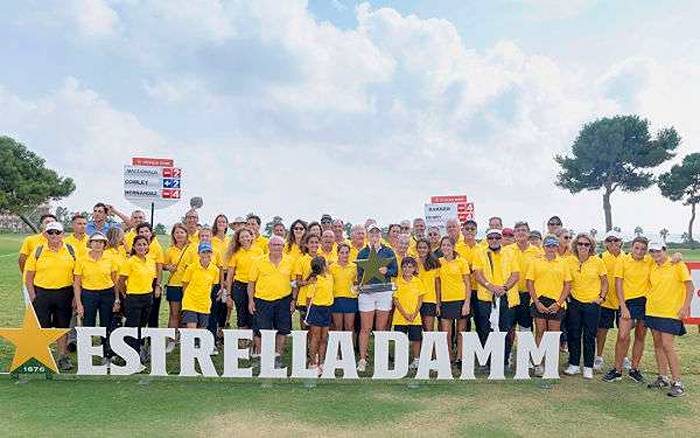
[165,340,176,354]
[309,364,319,375]
[453,359,462,369]
[136,363,147,374]
[357,358,367,373]
[667,381,686,398]
[409,358,420,370]
[211,347,219,356]
[622,357,631,370]
[593,356,604,371]
[274,356,283,369]
[628,368,644,383]
[534,364,545,377]
[318,363,324,377]
[583,367,594,379]
[57,356,73,371]
[563,364,581,376]
[602,368,622,382]
[647,375,670,389]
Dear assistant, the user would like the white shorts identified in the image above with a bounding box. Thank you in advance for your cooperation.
[358,291,393,312]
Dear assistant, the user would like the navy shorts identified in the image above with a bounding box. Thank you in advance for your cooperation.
[599,307,619,329]
[530,296,565,321]
[254,295,292,335]
[625,297,646,321]
[232,281,253,328]
[307,305,332,327]
[440,300,465,319]
[394,324,423,341]
[645,315,686,336]
[166,286,183,302]
[331,297,358,314]
[33,287,73,329]
[420,302,437,317]
[182,310,209,328]
[515,291,533,329]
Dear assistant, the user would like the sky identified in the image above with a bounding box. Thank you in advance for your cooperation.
[1,0,699,238]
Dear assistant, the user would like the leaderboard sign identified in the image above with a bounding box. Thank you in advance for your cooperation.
[425,194,475,229]
[123,157,181,208]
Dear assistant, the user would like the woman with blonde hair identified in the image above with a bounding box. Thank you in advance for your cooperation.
[163,223,191,351]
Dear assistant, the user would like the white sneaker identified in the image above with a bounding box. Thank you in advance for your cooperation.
[564,364,581,375]
[622,357,631,370]
[583,367,594,379]
[357,358,367,372]
[309,364,319,375]
[211,347,219,356]
[409,358,420,370]
[165,340,176,354]
[593,356,604,371]
[534,364,545,377]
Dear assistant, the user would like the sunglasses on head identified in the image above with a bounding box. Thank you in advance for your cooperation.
[577,241,591,247]
[47,230,62,236]
[548,221,562,226]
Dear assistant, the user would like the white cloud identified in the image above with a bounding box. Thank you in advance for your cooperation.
[517,0,597,19]
[69,0,119,37]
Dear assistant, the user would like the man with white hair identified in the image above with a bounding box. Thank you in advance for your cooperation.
[445,218,462,245]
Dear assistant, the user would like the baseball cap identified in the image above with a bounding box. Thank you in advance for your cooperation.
[231,216,246,224]
[367,223,382,233]
[88,232,108,242]
[45,222,64,233]
[198,242,213,253]
[529,230,542,240]
[543,235,560,247]
[502,228,514,237]
[486,228,502,237]
[320,214,333,223]
[648,241,665,252]
[604,230,622,241]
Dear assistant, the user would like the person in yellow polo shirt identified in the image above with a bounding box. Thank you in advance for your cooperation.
[247,214,269,254]
[294,233,321,328]
[285,219,307,262]
[318,230,339,265]
[163,223,191,350]
[181,242,220,329]
[25,221,76,371]
[595,230,625,372]
[123,209,146,252]
[438,236,471,363]
[247,236,296,362]
[564,233,607,379]
[305,256,334,375]
[118,235,158,362]
[184,209,200,244]
[224,228,263,331]
[473,229,520,367]
[73,232,119,362]
[348,224,366,263]
[507,221,543,334]
[330,243,358,331]
[135,223,164,329]
[64,213,89,259]
[415,238,441,332]
[392,256,426,369]
[526,234,572,377]
[645,242,693,397]
[18,214,55,294]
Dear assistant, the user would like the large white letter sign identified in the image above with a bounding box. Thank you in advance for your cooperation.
[460,332,506,380]
[373,331,409,380]
[109,327,142,376]
[290,331,318,379]
[179,329,219,377]
[514,331,561,380]
[143,328,175,376]
[258,330,286,379]
[76,327,108,376]
[321,331,358,379]
[222,329,253,378]
[415,331,453,380]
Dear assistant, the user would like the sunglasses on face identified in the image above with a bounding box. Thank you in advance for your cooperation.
[577,242,591,247]
[606,238,620,243]
[428,232,439,237]
[562,236,571,240]
[293,227,305,231]
[47,230,62,236]
[487,236,502,240]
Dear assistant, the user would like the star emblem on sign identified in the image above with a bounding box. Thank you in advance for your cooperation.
[355,247,394,285]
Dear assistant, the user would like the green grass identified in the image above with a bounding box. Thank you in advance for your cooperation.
[1,233,699,437]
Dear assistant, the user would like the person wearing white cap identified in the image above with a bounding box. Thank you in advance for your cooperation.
[229,216,247,233]
[73,232,120,364]
[594,229,626,372]
[472,228,520,367]
[356,223,398,372]
[644,241,693,397]
[24,221,77,371]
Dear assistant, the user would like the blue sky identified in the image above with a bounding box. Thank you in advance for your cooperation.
[1,0,699,237]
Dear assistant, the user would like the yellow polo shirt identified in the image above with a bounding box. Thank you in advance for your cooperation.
[417,264,439,304]
[613,254,652,301]
[646,260,692,320]
[124,229,137,252]
[249,255,294,301]
[164,244,191,287]
[525,256,572,302]
[438,256,470,302]
[228,246,264,283]
[566,255,607,303]
[318,247,338,265]
[74,253,118,290]
[601,251,623,309]
[455,240,479,290]
[506,243,543,292]
[119,256,156,294]
[330,262,357,299]
[294,253,314,305]
[472,248,520,308]
[25,244,75,289]
[64,233,89,259]
[393,276,426,326]
[254,235,269,255]
[183,245,223,284]
[182,261,219,313]
[307,273,334,306]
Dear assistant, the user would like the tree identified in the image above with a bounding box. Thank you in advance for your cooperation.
[55,206,72,231]
[264,216,283,237]
[681,232,690,244]
[659,228,669,243]
[589,228,598,240]
[634,226,643,237]
[343,222,353,238]
[612,226,621,233]
[658,153,700,243]
[154,223,167,235]
[555,115,680,231]
[0,137,75,232]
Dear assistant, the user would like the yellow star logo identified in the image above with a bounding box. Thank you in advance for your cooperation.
[0,305,69,373]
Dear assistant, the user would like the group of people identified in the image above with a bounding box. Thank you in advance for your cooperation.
[17,205,694,397]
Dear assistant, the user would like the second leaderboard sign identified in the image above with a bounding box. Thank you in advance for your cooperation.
[124,157,181,208]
